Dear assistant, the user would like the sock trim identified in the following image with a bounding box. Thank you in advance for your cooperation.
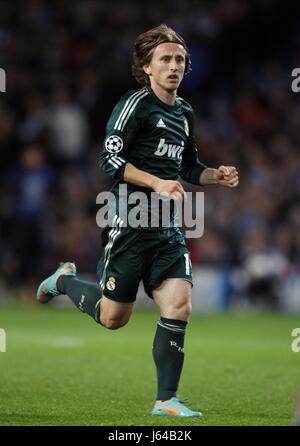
[157,318,187,334]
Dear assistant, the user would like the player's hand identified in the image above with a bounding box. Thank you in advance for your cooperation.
[152,178,187,201]
[217,165,239,188]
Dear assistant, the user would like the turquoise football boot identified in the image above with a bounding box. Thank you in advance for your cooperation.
[151,397,202,417]
[37,262,76,304]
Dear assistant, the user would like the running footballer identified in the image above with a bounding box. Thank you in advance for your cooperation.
[37,24,239,417]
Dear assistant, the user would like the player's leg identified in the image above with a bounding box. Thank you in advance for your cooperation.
[37,262,135,328]
[37,223,142,328]
[98,296,134,330]
[36,262,104,323]
[151,278,201,416]
[58,275,135,329]
[142,227,201,416]
[57,273,102,322]
[152,278,192,400]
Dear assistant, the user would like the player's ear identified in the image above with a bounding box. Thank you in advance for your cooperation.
[143,64,152,76]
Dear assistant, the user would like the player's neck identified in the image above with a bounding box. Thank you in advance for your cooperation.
[150,83,177,106]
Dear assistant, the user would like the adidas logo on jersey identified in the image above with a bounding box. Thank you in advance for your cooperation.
[156,118,166,128]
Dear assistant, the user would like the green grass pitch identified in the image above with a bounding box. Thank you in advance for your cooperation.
[0,303,299,426]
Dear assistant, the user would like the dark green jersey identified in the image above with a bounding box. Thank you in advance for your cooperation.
[99,86,207,228]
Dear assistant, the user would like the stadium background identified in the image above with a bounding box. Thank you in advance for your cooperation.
[1,0,300,427]
[1,0,300,312]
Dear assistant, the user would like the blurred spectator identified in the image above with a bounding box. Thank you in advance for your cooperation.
[8,144,55,285]
[45,88,89,164]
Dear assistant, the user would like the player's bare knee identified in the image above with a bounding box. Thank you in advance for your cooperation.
[177,301,192,320]
[100,317,126,330]
[99,297,133,329]
[166,300,192,320]
[100,313,130,330]
[107,320,126,330]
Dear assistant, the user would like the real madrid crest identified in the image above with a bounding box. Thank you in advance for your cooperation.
[183,117,189,136]
[106,276,116,291]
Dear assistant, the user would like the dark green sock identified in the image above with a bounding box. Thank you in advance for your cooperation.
[152,317,187,401]
[58,276,102,323]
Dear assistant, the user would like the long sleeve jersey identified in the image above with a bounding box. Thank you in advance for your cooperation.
[99,85,207,229]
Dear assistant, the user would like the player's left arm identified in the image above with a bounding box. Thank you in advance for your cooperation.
[179,113,209,185]
[182,149,239,188]
[199,165,239,188]
[180,109,239,188]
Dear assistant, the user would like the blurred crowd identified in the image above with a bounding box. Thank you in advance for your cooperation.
[0,0,300,306]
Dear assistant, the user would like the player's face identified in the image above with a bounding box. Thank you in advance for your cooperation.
[143,42,186,92]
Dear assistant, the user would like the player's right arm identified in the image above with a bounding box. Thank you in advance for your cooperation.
[123,163,186,200]
[100,88,148,180]
[100,89,186,200]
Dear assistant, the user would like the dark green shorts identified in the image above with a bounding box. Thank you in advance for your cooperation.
[96,224,192,303]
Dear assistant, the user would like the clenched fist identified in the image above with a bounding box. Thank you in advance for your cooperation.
[216,165,239,188]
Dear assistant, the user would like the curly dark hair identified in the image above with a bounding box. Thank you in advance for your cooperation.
[132,24,191,85]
